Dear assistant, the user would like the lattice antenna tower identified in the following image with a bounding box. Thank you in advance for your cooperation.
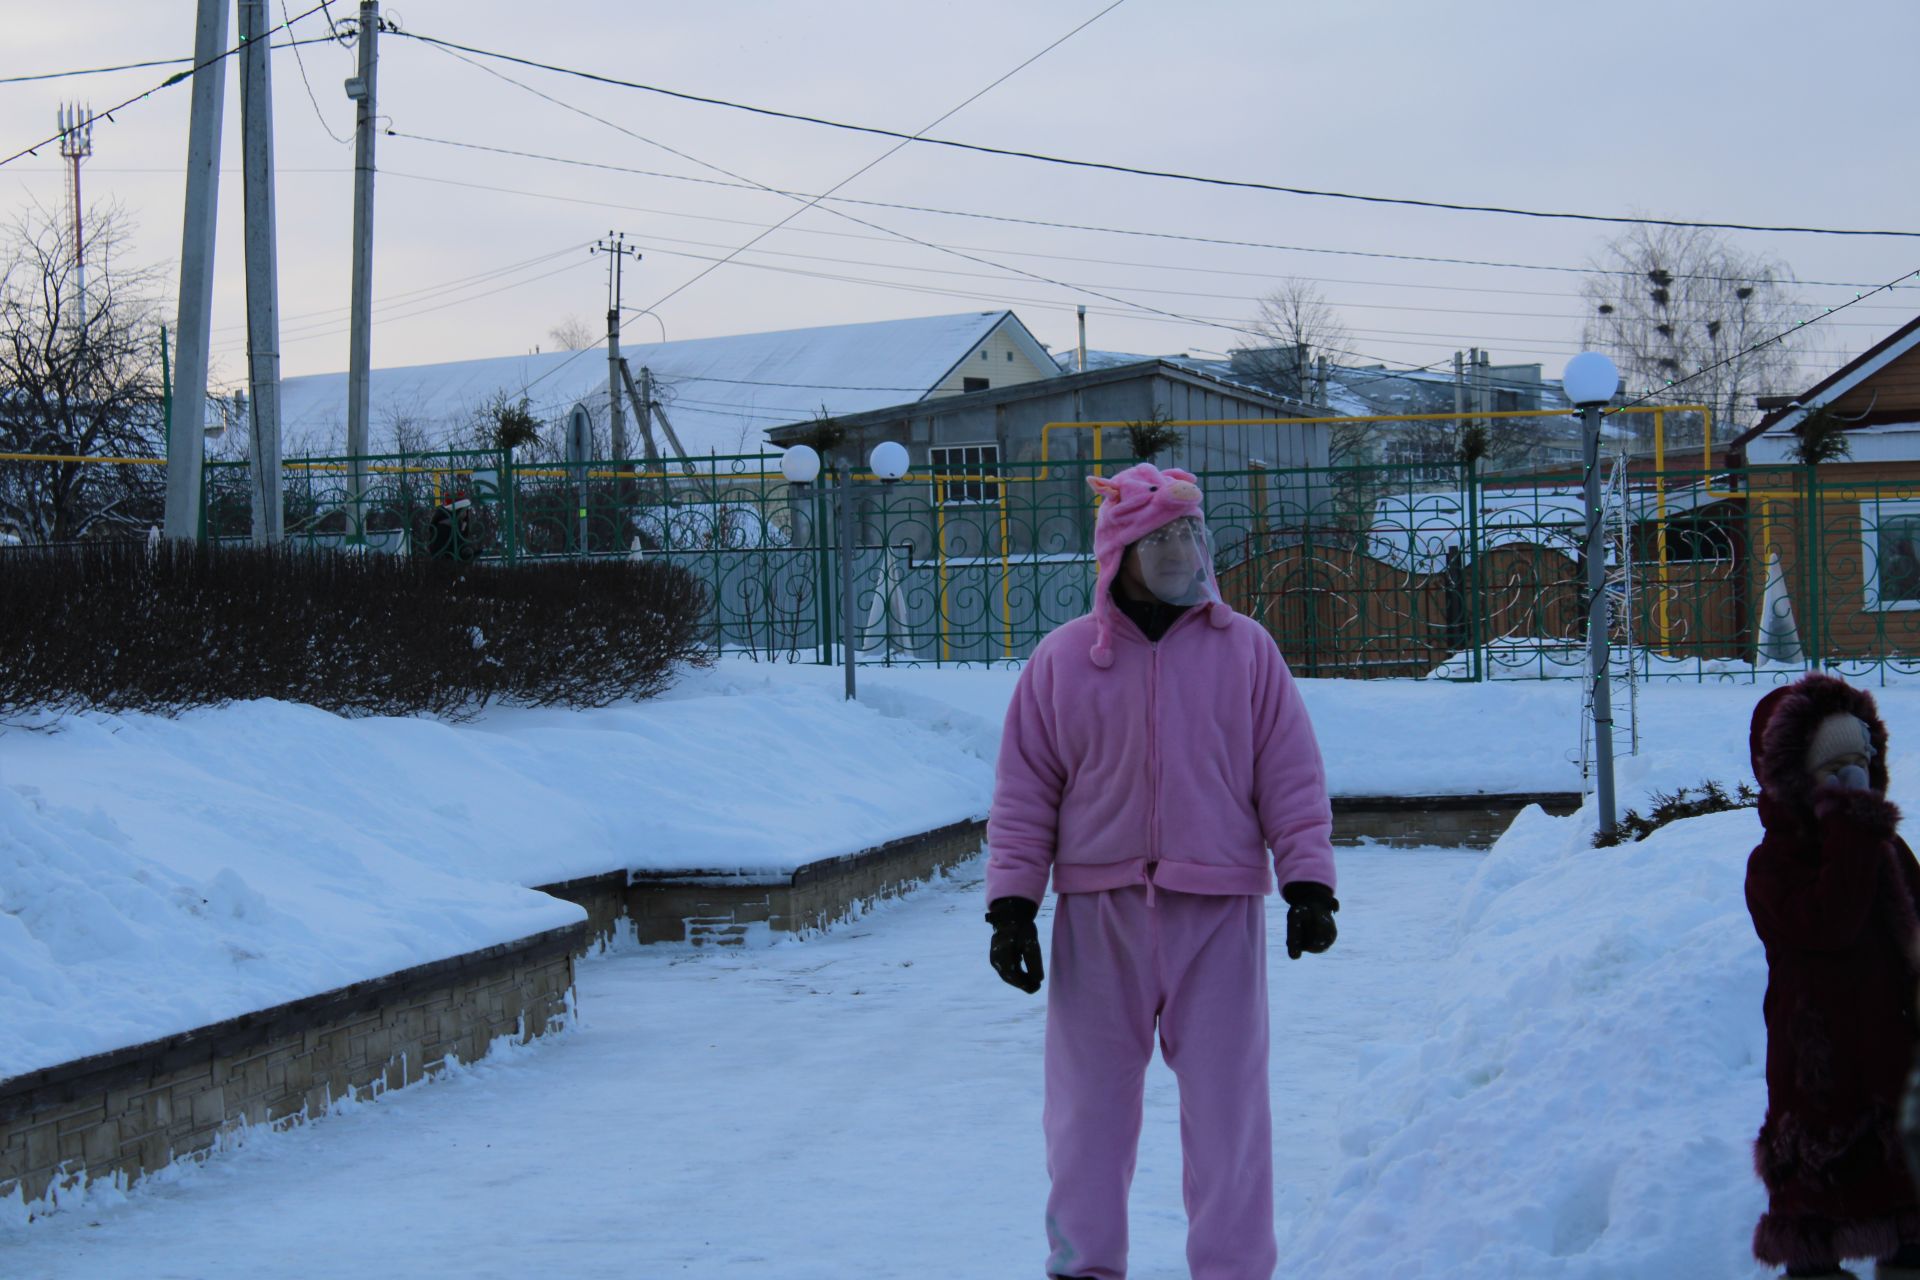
[56,103,94,336]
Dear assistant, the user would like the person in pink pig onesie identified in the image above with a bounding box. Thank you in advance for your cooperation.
[984,460,1338,1280]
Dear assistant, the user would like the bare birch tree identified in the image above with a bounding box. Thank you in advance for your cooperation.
[1581,225,1804,449]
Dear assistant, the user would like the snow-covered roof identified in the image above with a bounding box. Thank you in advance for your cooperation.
[1054,349,1573,421]
[276,311,1041,458]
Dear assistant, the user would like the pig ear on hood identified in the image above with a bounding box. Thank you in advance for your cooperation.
[1161,467,1198,485]
[1086,475,1121,500]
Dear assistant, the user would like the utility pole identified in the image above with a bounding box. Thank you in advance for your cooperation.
[636,365,660,464]
[594,232,640,462]
[1453,350,1466,433]
[344,0,380,538]
[56,103,93,338]
[164,0,231,542]
[239,0,284,543]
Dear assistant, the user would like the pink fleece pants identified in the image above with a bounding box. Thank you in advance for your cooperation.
[1042,885,1275,1280]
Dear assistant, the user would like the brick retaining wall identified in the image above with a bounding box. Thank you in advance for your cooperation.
[541,816,988,948]
[0,922,582,1219]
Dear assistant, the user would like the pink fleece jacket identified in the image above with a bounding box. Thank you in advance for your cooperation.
[985,463,1336,904]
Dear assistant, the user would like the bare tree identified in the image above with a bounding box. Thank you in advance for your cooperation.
[547,314,598,351]
[0,202,166,542]
[1581,225,1804,449]
[1238,279,1381,470]
[1242,279,1350,402]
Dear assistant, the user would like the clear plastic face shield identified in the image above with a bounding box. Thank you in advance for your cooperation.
[1124,516,1221,608]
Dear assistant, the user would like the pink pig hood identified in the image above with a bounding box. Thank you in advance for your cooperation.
[1086,462,1231,668]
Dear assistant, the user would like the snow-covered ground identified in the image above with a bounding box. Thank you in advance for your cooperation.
[2,844,1501,1279]
[10,659,1920,1274]
[2,661,1909,1081]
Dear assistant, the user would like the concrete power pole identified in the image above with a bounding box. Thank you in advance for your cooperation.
[594,232,640,462]
[239,0,284,543]
[164,0,231,541]
[344,0,380,537]
[637,365,660,463]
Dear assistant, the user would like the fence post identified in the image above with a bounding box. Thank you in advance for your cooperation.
[503,452,518,565]
[816,480,832,666]
[1803,463,1819,669]
[1465,459,1483,682]
[1302,512,1318,677]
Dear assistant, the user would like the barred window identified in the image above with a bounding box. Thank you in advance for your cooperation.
[929,443,1001,505]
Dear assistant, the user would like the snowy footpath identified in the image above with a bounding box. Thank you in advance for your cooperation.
[0,844,1487,1280]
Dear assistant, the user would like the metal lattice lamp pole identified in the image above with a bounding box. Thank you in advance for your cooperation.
[1564,351,1622,840]
[781,441,911,700]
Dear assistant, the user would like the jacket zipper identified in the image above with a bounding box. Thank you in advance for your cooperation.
[1146,637,1160,904]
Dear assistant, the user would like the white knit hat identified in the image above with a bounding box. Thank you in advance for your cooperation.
[1805,711,1873,772]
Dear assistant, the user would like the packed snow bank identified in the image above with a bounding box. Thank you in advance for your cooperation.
[0,665,993,1081]
[777,658,1869,799]
[0,771,583,1083]
[1278,760,1920,1278]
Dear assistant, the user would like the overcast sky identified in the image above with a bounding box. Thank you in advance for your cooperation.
[5,0,1916,410]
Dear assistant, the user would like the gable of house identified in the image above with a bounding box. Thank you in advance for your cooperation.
[1737,315,1920,464]
[924,314,1056,397]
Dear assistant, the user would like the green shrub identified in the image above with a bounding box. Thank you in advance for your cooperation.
[0,541,711,720]
[1591,779,1757,847]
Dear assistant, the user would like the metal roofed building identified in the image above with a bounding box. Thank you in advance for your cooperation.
[272,310,1059,461]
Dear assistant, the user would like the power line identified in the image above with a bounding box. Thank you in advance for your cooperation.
[0,4,334,169]
[0,36,339,86]
[415,40,1297,367]
[390,38,1901,407]
[362,168,1881,399]
[211,240,592,334]
[281,0,351,144]
[387,131,1919,297]
[631,0,1130,318]
[388,28,1920,241]
[585,225,1891,330]
[372,167,1888,396]
[429,0,1128,402]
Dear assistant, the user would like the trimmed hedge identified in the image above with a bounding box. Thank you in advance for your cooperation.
[0,541,712,720]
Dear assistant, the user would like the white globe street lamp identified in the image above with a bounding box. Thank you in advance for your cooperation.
[780,443,822,486]
[781,439,911,700]
[1562,351,1620,408]
[869,440,909,483]
[1563,352,1621,839]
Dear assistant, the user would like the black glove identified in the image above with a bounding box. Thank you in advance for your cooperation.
[986,896,1044,994]
[1282,881,1338,960]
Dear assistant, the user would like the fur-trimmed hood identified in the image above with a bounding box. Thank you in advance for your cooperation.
[1750,673,1892,808]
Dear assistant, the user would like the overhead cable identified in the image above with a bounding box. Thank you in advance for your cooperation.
[388,132,1914,295]
[0,3,335,168]
[388,29,1920,240]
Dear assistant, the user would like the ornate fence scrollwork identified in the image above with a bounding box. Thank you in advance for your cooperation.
[196,446,1920,680]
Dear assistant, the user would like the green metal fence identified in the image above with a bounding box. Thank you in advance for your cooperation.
[200,450,1920,681]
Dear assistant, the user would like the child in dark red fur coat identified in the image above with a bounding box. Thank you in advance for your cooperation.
[1748,674,1920,1279]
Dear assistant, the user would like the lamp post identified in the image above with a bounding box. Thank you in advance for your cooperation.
[781,441,910,700]
[1564,351,1622,840]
